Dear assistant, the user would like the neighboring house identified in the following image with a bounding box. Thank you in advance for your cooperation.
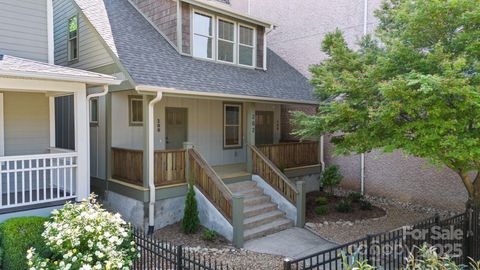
[0,0,120,222]
[228,0,467,212]
[52,0,321,246]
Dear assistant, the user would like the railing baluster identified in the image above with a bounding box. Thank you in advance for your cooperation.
[14,160,17,204]
[29,159,32,203]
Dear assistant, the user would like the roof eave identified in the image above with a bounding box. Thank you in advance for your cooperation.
[0,70,122,86]
[135,84,317,105]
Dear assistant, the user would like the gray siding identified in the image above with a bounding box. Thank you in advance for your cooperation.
[0,0,48,62]
[53,0,114,69]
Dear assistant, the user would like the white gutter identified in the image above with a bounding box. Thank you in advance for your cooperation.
[360,0,368,195]
[0,70,122,86]
[320,136,325,171]
[46,0,54,64]
[86,85,109,196]
[135,85,317,105]
[147,91,163,234]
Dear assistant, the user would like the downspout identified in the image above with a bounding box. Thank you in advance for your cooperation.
[320,136,325,171]
[46,0,54,64]
[86,85,109,196]
[148,91,163,234]
[360,0,368,195]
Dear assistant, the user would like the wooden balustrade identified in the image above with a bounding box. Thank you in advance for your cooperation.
[154,150,186,187]
[111,147,143,186]
[256,141,319,169]
[111,148,186,187]
[250,145,298,204]
[188,148,233,222]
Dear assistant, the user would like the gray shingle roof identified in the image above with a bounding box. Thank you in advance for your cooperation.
[77,0,314,103]
[0,54,118,84]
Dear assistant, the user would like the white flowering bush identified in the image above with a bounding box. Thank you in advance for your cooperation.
[27,194,139,270]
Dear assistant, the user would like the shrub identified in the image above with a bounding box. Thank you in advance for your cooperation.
[314,206,329,216]
[319,165,343,194]
[182,177,200,234]
[359,200,373,211]
[27,194,139,270]
[0,216,49,270]
[347,192,363,203]
[336,199,353,213]
[315,196,329,206]
[202,228,218,242]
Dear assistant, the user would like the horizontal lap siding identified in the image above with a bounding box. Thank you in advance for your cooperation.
[0,0,48,62]
[53,0,114,69]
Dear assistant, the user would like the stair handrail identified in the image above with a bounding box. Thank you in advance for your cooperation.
[249,145,299,204]
[187,148,233,221]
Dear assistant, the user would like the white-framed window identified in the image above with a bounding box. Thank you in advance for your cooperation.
[67,15,79,61]
[238,24,255,67]
[191,10,257,68]
[217,18,236,63]
[90,98,99,125]
[192,11,214,60]
[129,96,143,126]
[224,103,242,148]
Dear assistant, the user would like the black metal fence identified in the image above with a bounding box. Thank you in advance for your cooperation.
[284,208,480,270]
[132,229,235,270]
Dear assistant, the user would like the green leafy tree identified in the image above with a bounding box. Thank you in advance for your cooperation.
[294,0,480,208]
[319,165,343,194]
[182,177,200,234]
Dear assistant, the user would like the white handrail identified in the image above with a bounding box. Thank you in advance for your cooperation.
[0,152,78,162]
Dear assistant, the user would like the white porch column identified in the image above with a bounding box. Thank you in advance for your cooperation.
[49,96,56,148]
[246,102,255,173]
[74,87,89,200]
[0,93,4,156]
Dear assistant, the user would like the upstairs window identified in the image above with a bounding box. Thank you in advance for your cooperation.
[67,15,79,61]
[217,19,235,63]
[224,104,242,148]
[129,96,143,126]
[238,25,255,66]
[193,12,213,59]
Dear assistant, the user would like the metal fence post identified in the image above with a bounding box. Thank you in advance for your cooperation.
[463,207,473,265]
[233,194,245,248]
[176,245,183,270]
[366,234,373,266]
[283,258,292,270]
[296,181,306,227]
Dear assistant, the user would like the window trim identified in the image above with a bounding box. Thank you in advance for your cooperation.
[237,23,256,68]
[128,95,144,127]
[90,98,99,126]
[192,10,215,60]
[67,14,79,62]
[216,16,237,64]
[223,103,243,149]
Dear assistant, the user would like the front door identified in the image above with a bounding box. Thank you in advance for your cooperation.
[255,111,274,145]
[165,107,188,149]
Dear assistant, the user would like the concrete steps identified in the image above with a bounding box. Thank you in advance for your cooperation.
[227,180,294,241]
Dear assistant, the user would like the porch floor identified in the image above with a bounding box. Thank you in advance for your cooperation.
[212,163,251,181]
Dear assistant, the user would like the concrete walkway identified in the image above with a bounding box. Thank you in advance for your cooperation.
[244,227,337,259]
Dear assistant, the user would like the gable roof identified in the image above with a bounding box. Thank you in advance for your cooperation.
[0,54,120,85]
[74,0,315,104]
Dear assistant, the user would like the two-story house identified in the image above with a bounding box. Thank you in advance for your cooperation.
[53,0,322,247]
[0,0,119,222]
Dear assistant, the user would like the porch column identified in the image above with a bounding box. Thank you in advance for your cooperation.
[74,87,89,200]
[142,95,154,188]
[246,103,255,173]
[105,93,112,180]
[49,96,55,148]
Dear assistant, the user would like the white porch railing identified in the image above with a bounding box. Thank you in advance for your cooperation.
[0,152,78,210]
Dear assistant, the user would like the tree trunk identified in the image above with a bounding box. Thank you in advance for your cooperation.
[460,172,480,209]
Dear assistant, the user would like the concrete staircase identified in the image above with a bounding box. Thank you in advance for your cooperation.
[227,180,294,241]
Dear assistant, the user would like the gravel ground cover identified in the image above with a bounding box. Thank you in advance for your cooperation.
[153,223,285,270]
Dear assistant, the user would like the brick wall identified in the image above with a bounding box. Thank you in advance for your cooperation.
[256,26,264,68]
[130,0,178,46]
[181,2,190,54]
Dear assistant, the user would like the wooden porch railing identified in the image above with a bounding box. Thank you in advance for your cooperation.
[256,141,319,169]
[111,148,187,187]
[250,145,298,204]
[111,147,143,186]
[154,150,186,187]
[188,148,233,222]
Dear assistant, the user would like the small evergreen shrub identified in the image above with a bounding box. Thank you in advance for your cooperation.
[347,192,363,203]
[182,177,200,234]
[202,228,218,242]
[315,196,329,206]
[359,200,373,210]
[0,216,49,270]
[314,205,329,216]
[319,165,343,194]
[336,199,353,213]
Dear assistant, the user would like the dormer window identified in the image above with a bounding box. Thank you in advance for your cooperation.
[193,12,213,59]
[191,9,256,68]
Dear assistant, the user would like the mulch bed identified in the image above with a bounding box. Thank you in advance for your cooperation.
[153,223,232,248]
[306,191,386,222]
